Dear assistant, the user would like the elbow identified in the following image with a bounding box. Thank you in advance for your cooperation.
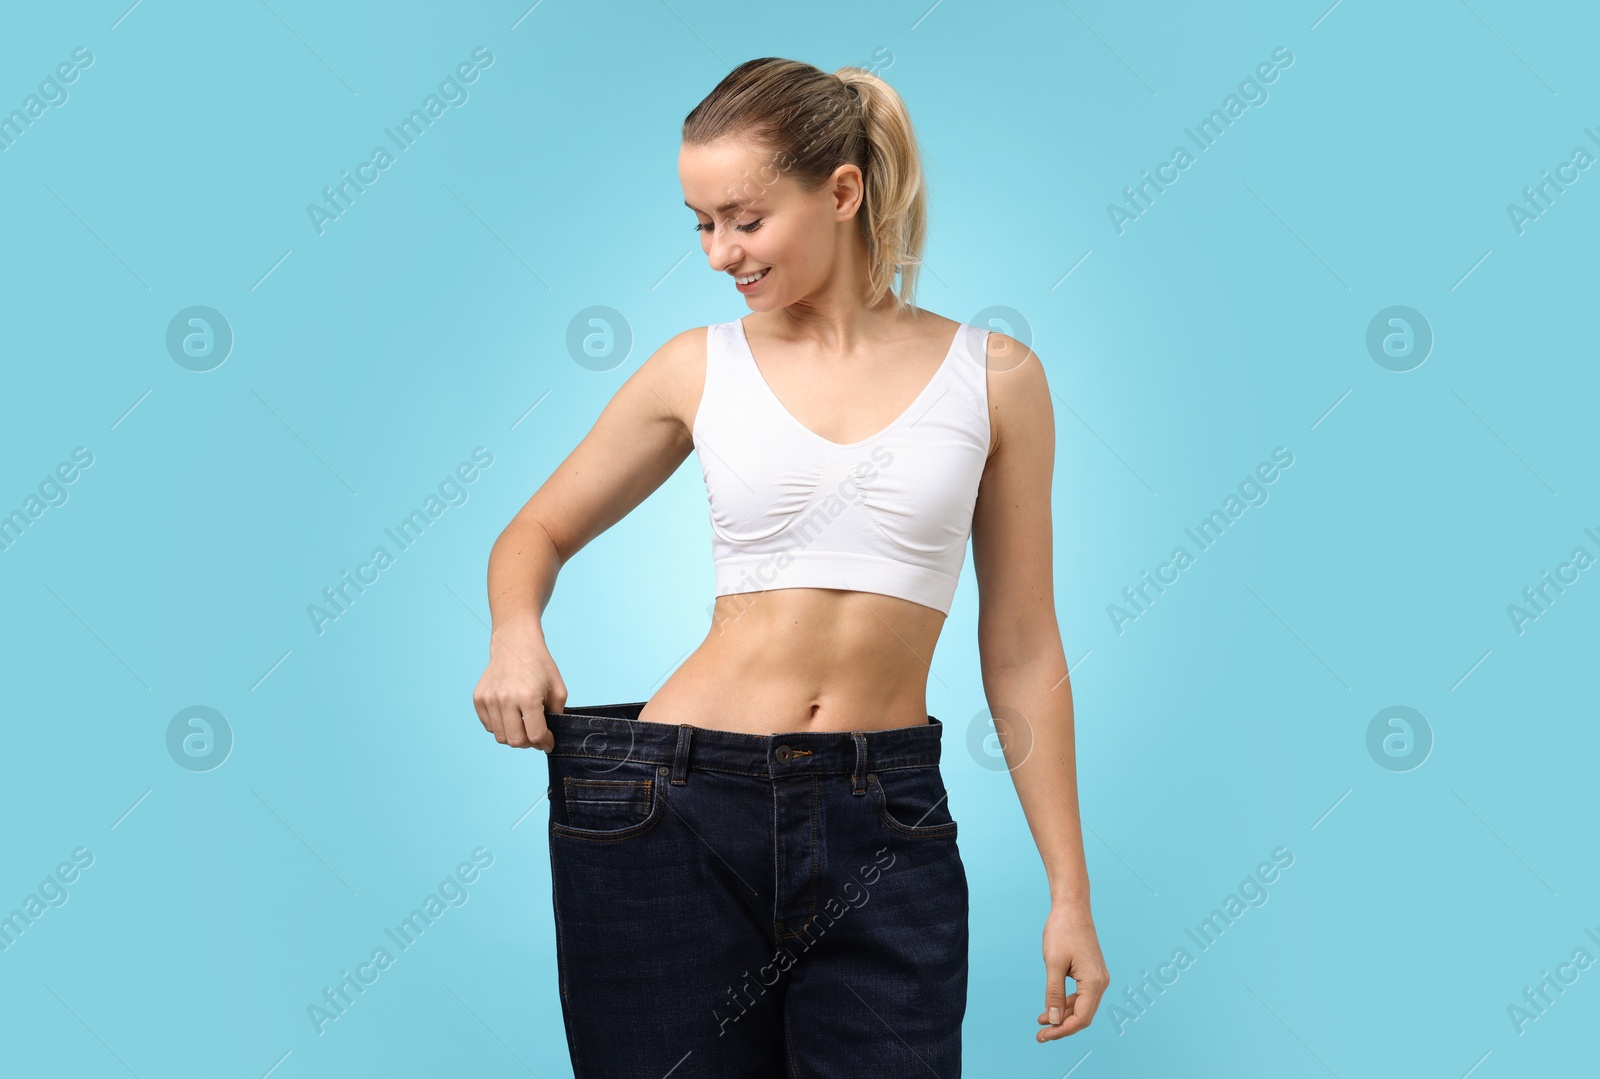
[498,512,569,567]
[978,622,1065,675]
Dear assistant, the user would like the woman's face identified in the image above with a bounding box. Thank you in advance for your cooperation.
[679,137,860,309]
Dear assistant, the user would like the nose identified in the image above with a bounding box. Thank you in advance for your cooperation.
[706,229,742,274]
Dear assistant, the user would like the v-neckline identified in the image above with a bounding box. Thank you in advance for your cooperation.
[734,316,963,450]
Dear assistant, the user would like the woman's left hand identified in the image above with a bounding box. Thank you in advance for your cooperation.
[1036,900,1109,1042]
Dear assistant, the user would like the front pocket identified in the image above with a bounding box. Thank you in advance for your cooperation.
[552,772,662,841]
[868,769,958,839]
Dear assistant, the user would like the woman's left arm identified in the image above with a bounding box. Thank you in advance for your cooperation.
[968,331,1110,1044]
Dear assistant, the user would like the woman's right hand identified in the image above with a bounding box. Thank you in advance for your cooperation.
[472,620,567,751]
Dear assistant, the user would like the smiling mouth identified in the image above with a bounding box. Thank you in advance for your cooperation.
[734,268,771,285]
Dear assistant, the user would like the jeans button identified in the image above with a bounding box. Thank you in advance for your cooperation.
[776,744,792,762]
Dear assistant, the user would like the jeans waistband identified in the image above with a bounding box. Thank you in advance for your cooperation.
[543,701,946,779]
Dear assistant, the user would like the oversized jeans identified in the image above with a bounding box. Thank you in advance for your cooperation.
[542,701,970,1078]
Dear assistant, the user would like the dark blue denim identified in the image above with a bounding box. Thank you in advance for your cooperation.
[543,700,969,1078]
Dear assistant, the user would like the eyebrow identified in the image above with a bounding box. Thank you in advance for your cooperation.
[684,198,761,214]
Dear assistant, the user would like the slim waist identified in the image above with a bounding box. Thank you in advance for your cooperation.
[543,700,946,778]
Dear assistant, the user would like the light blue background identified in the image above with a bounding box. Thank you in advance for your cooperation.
[2,1,1596,1075]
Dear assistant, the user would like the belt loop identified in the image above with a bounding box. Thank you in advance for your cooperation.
[672,724,694,786]
[851,732,868,796]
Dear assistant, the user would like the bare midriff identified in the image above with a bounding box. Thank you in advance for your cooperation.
[634,587,947,735]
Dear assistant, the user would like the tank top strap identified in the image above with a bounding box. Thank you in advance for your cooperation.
[694,320,760,443]
[940,322,992,433]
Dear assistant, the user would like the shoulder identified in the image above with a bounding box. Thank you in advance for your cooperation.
[649,324,712,369]
[624,325,713,438]
[980,330,1051,461]
[906,307,964,345]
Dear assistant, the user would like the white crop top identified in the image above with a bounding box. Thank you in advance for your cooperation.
[692,317,992,616]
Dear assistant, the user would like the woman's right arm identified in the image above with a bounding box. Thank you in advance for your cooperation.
[473,327,705,750]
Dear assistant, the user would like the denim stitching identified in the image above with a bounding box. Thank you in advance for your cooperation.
[549,839,568,1002]
[547,708,963,1071]
[548,835,582,1079]
[550,769,667,842]
[563,778,653,824]
[775,912,821,941]
[807,775,820,922]
[770,767,782,944]
[671,724,693,785]
[550,754,940,779]
[867,772,958,838]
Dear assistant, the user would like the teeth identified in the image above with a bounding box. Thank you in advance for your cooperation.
[736,268,769,285]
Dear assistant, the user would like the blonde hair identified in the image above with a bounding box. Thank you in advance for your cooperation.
[682,57,928,313]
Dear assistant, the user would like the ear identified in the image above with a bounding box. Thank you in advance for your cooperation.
[829,163,865,222]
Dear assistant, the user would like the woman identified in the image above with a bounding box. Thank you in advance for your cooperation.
[474,57,1108,1076]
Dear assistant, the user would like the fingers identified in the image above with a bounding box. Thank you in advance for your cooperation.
[476,690,526,747]
[1037,957,1072,1043]
[473,635,564,750]
[1036,947,1113,1037]
[504,699,537,748]
[1042,955,1068,1026]
[471,687,494,736]
[1036,993,1085,1042]
[524,703,555,752]
[1071,969,1107,1033]
[473,679,561,750]
[480,691,508,745]
[1036,976,1110,1042]
[536,682,566,752]
[1036,992,1078,1024]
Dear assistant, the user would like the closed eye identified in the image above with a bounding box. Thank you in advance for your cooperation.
[694,219,764,233]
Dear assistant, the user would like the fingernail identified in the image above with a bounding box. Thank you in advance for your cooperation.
[1049,1006,1061,1024]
